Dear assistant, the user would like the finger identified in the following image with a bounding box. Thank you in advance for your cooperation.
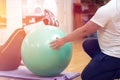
[52,45,60,50]
[50,43,56,48]
[50,42,60,49]
[50,41,56,46]
[51,45,59,49]
[50,41,57,47]
[50,44,59,49]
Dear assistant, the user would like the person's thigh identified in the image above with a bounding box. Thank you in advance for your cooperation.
[0,28,26,70]
[81,52,120,80]
[82,38,101,58]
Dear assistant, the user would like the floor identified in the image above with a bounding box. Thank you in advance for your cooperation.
[0,39,91,80]
[65,39,90,73]
[65,39,91,80]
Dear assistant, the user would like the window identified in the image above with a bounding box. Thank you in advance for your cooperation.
[0,0,6,28]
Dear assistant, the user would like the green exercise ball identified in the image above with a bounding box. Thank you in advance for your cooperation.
[21,25,72,77]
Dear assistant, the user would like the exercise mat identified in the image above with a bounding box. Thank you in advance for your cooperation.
[0,66,80,80]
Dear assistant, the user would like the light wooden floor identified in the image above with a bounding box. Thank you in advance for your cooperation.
[65,39,91,80]
[0,39,91,80]
[65,39,91,73]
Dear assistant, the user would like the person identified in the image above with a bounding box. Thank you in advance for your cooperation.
[50,0,120,80]
[0,9,58,71]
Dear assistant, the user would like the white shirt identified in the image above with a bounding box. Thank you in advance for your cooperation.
[90,0,120,58]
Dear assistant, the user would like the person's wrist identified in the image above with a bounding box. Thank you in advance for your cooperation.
[61,37,67,45]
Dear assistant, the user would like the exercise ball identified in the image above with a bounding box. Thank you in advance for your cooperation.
[21,25,72,77]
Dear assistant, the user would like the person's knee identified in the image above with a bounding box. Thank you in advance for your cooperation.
[82,39,89,51]
[82,40,86,50]
[82,38,99,51]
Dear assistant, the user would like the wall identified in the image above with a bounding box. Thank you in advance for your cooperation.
[56,0,73,34]
[0,0,22,45]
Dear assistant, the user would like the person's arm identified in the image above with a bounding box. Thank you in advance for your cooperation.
[50,20,101,49]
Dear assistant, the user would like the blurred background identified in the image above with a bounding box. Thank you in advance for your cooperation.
[0,0,109,45]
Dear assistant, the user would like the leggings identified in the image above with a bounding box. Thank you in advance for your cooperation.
[81,38,120,80]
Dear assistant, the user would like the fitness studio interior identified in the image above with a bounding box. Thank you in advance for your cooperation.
[1,0,120,80]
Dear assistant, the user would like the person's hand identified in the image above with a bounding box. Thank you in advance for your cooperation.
[50,38,65,49]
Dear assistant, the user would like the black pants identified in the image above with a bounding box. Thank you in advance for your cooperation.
[81,38,120,80]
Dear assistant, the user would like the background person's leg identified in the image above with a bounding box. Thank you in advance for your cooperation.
[0,28,26,71]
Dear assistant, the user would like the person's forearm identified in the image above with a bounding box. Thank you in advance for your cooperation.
[62,21,100,43]
[62,26,88,43]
